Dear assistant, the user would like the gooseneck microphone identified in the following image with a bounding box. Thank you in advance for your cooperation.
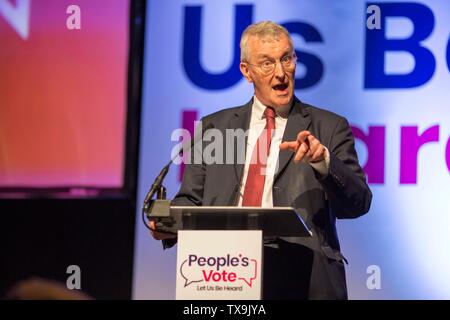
[142,122,213,211]
[143,160,171,208]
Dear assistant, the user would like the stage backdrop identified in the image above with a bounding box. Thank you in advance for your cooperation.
[0,0,129,189]
[134,0,450,299]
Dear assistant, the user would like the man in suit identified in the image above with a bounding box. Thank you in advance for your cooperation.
[150,21,372,299]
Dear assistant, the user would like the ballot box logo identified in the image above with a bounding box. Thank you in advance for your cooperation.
[180,254,258,288]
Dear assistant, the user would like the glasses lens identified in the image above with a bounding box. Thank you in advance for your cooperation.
[282,55,295,68]
[260,61,274,74]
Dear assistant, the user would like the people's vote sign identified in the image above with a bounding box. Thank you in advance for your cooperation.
[176,231,262,300]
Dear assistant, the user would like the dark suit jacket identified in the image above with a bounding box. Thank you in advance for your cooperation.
[167,96,372,299]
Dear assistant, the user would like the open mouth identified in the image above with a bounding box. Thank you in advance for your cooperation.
[272,83,288,91]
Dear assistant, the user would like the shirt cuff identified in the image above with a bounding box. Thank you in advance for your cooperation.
[309,147,330,177]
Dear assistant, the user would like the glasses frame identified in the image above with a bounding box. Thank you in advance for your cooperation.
[244,52,297,75]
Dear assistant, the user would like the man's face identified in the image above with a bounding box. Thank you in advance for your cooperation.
[240,34,296,109]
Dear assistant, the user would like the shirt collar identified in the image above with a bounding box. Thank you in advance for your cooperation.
[252,95,267,120]
[252,95,291,119]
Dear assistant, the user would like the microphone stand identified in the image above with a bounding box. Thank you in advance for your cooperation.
[141,122,211,233]
[141,160,175,232]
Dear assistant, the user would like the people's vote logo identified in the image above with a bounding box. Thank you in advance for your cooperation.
[180,254,258,287]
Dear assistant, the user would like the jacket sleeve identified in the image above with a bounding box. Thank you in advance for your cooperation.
[317,117,372,219]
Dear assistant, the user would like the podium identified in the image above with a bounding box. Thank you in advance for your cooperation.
[146,200,312,300]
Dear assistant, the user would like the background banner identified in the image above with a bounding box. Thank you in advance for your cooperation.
[134,0,450,299]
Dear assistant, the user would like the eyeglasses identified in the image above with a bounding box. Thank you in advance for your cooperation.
[244,52,297,76]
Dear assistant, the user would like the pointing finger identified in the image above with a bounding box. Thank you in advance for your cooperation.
[280,141,299,151]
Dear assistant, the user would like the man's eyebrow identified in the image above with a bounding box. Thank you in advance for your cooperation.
[256,49,293,60]
[256,54,273,60]
[281,48,293,56]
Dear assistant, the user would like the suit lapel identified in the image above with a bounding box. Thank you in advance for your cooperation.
[229,99,253,186]
[274,98,311,182]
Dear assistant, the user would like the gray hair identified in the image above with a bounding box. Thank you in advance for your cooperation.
[240,21,293,62]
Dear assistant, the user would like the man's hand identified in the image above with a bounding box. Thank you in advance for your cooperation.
[148,220,177,240]
[279,130,326,163]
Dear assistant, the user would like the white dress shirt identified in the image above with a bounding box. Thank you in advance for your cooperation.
[238,96,330,207]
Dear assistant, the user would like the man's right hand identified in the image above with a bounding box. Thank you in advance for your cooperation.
[148,221,177,240]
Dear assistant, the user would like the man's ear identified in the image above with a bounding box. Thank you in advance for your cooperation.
[240,62,253,83]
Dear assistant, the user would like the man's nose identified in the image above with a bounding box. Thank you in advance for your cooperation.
[274,60,285,79]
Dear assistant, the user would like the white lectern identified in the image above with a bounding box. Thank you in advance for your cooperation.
[147,200,312,300]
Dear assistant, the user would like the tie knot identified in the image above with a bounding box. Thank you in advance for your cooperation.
[264,107,275,119]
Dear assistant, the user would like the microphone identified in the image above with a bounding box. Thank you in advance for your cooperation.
[142,121,213,209]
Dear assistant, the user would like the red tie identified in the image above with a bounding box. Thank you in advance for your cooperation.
[242,107,276,206]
